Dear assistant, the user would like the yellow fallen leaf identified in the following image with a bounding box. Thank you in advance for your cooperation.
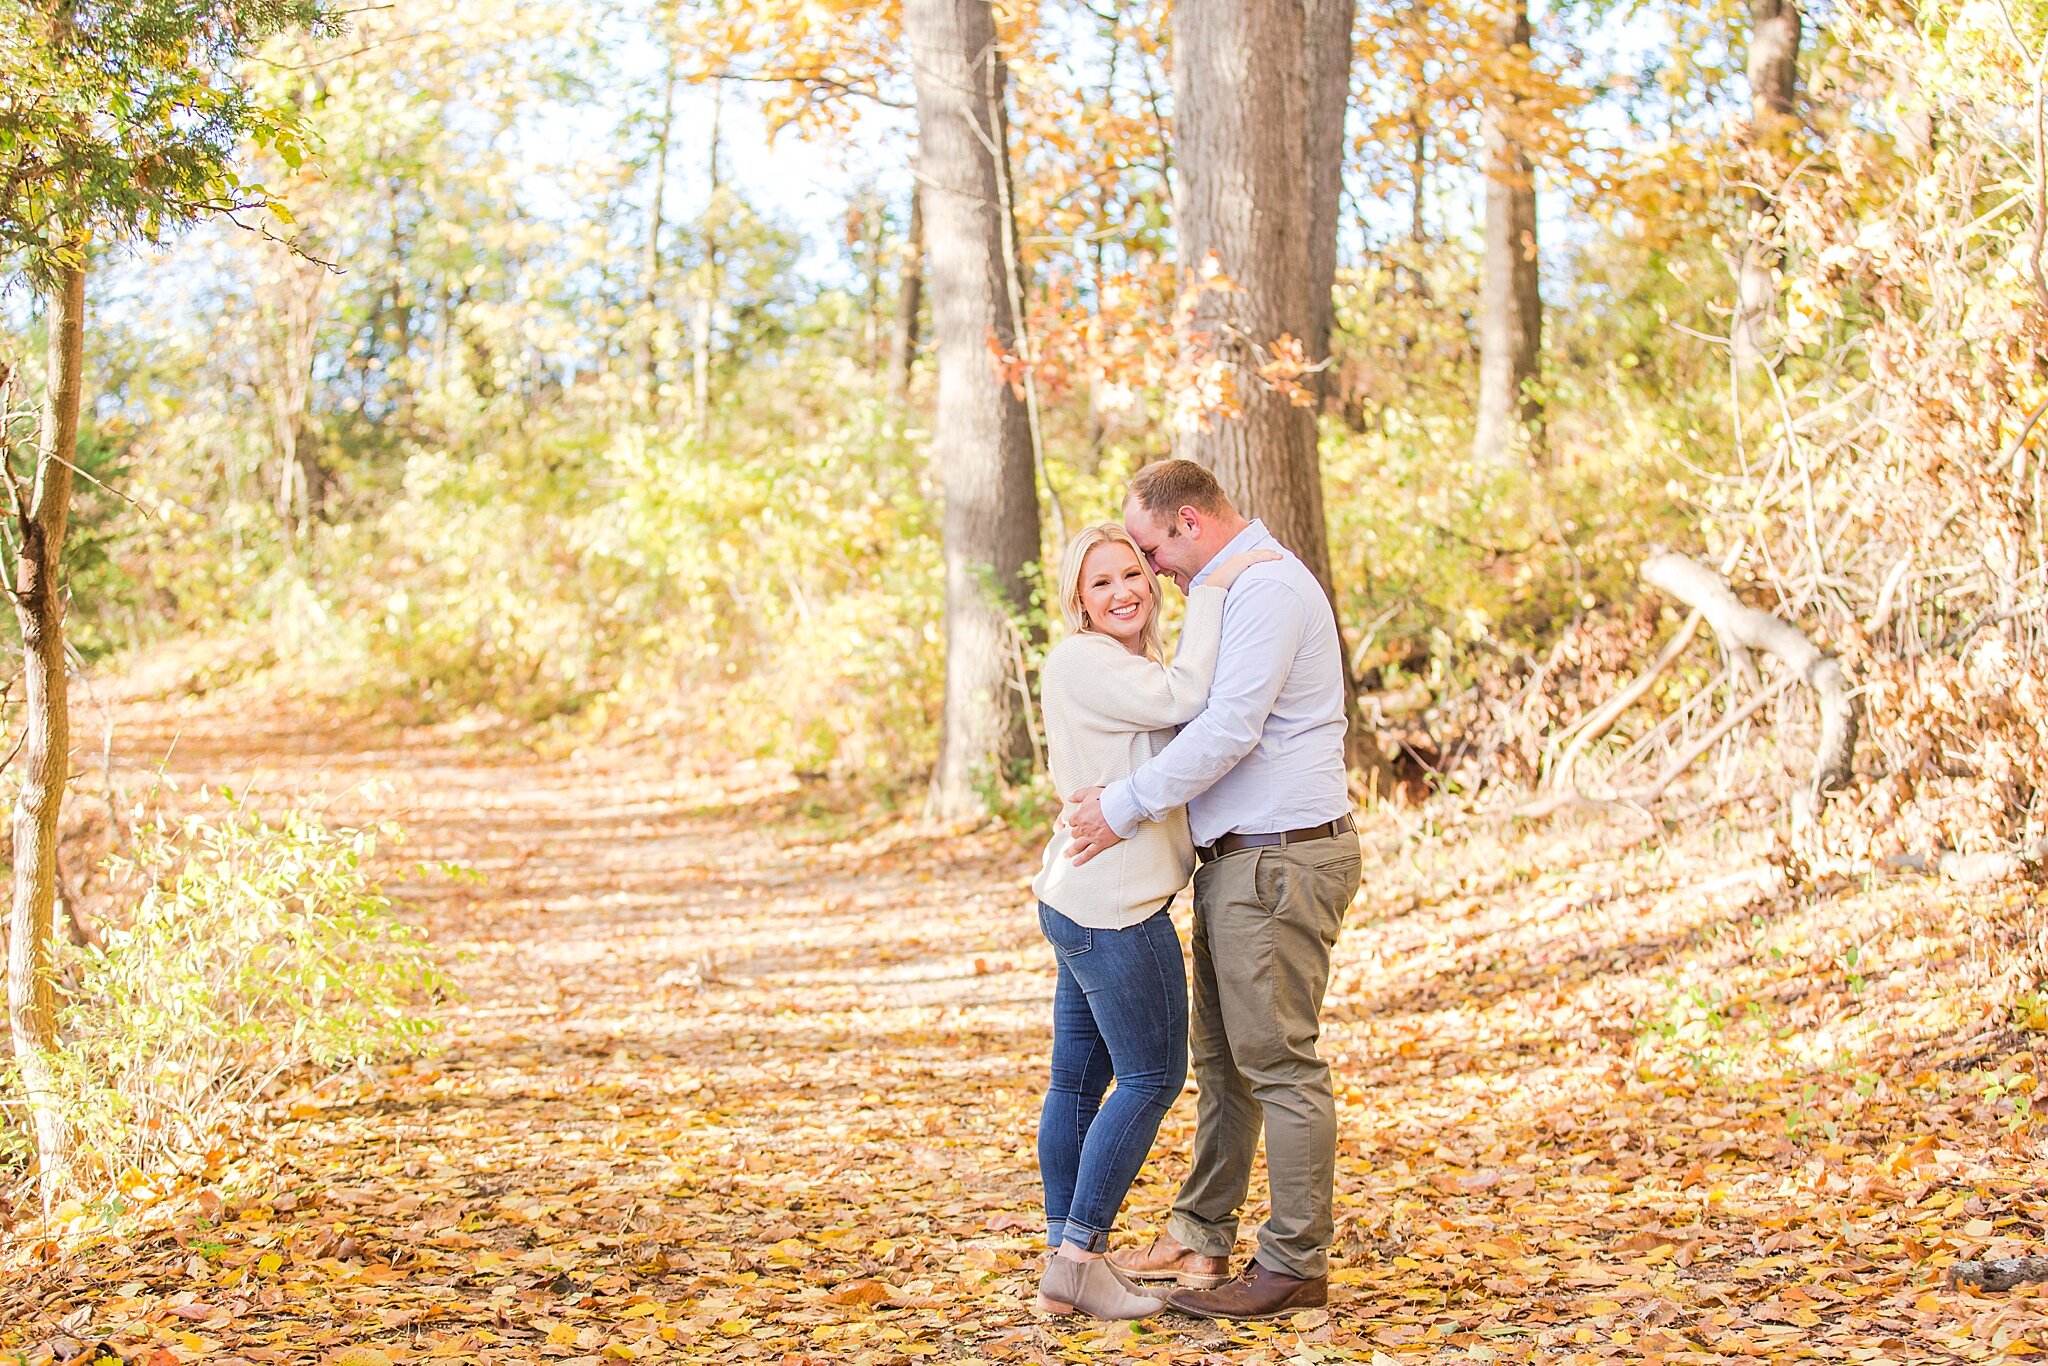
[258,1253,284,1275]
[327,1350,393,1366]
[716,1319,752,1337]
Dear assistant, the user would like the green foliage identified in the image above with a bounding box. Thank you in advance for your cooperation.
[974,757,1061,841]
[609,380,947,778]
[1317,225,1734,696]
[0,806,451,1183]
[170,358,952,781]
[44,422,132,657]
[1638,977,1774,1082]
[1321,416,1693,688]
[0,0,338,271]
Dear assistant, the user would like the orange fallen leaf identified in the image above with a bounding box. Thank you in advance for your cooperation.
[827,1279,893,1307]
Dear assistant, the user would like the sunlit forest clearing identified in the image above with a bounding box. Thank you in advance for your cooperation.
[2,0,2047,1362]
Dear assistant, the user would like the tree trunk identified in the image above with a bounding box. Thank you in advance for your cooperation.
[906,0,1043,818]
[1176,0,1384,781]
[1303,0,1355,412]
[384,179,415,428]
[1173,0,1330,595]
[1472,0,1542,467]
[1303,0,1380,777]
[892,163,924,396]
[640,34,678,416]
[10,262,83,1207]
[1410,107,1428,245]
[862,195,886,369]
[262,252,329,540]
[692,79,723,441]
[1404,0,1432,248]
[1732,0,1801,367]
[1747,0,1799,123]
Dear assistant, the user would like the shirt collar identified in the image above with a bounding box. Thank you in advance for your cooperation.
[1190,518,1273,590]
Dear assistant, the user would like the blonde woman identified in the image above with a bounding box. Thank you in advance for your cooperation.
[1030,523,1277,1320]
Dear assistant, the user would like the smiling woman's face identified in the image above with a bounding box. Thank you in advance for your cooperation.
[1078,539,1154,652]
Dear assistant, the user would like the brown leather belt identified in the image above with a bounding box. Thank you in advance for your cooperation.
[1197,814,1355,864]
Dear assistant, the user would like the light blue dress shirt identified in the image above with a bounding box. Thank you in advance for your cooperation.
[1100,518,1352,847]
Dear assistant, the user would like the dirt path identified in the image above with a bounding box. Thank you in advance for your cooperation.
[5,675,2048,1364]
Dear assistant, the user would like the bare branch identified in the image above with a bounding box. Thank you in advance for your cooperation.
[693,67,911,111]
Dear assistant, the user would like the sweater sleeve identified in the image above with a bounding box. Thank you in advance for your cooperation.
[1049,586,1227,732]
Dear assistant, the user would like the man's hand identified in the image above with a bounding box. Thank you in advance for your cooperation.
[1062,785,1124,866]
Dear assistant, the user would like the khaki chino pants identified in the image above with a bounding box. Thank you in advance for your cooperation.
[1165,830,1361,1280]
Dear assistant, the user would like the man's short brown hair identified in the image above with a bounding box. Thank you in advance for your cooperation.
[1127,458,1235,523]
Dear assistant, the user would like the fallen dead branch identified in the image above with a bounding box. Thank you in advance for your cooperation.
[1512,553,1860,823]
[1511,671,1797,820]
[1640,552,1859,815]
[1544,609,1705,788]
[1885,837,2048,885]
[1950,1256,2048,1291]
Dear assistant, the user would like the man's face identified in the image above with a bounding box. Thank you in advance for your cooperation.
[1123,500,1205,592]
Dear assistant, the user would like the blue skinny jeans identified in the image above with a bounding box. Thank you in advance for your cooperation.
[1036,900,1189,1253]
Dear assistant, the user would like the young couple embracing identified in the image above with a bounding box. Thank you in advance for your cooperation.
[1028,459,1363,1322]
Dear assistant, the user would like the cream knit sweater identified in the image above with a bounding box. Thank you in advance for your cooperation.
[1031,585,1228,929]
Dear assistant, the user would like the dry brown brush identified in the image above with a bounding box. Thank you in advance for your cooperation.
[1445,3,2048,896]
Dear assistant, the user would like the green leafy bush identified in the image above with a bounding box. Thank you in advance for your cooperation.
[0,808,451,1185]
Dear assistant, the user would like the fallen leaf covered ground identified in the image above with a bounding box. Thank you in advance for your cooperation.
[3,662,2046,1364]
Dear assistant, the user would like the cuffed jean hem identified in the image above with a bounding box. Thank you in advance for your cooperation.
[1060,1224,1111,1253]
[1046,1220,1065,1250]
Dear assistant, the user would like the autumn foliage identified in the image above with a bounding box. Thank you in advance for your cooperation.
[1,0,2046,1359]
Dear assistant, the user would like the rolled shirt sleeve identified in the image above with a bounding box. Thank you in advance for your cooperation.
[1100,574,1306,839]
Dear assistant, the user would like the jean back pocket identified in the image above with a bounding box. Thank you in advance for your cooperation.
[1038,901,1094,956]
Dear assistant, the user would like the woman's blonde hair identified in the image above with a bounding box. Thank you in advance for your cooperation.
[1056,522,1165,661]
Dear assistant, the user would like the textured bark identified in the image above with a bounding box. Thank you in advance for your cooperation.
[1732,0,1801,367]
[1472,0,1542,467]
[892,164,924,394]
[1173,0,1331,596]
[1177,0,1378,779]
[1747,0,1799,121]
[907,0,1042,817]
[1951,1257,2048,1292]
[10,262,83,1206]
[1303,0,1356,407]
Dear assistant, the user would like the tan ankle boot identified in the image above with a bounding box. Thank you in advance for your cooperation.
[1036,1255,1167,1320]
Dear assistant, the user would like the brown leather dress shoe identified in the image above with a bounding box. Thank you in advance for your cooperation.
[1108,1234,1232,1290]
[1167,1261,1328,1319]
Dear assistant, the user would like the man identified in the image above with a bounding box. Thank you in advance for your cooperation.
[1064,458,1361,1320]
